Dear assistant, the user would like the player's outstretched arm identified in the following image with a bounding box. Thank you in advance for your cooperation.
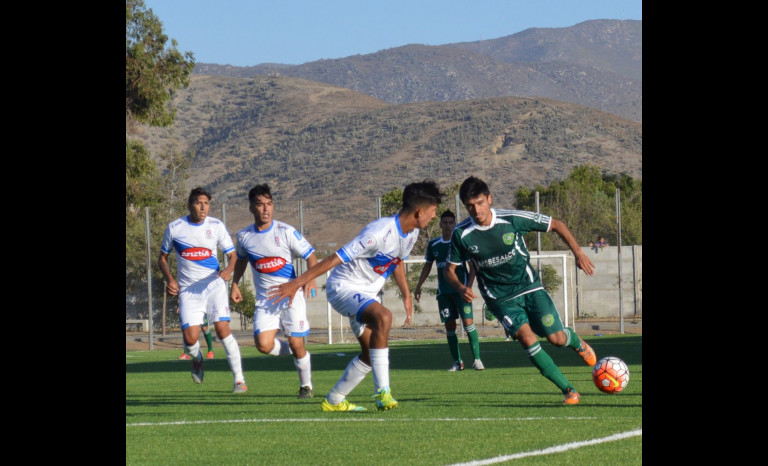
[267,253,343,306]
[550,218,595,276]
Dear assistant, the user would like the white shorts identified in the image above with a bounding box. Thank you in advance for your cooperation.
[178,277,231,330]
[253,292,310,337]
[326,284,380,338]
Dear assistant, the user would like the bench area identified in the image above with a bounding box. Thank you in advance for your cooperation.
[126,319,150,332]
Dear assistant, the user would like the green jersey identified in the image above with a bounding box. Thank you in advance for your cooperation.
[424,237,468,295]
[449,208,550,302]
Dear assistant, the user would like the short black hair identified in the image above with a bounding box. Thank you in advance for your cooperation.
[441,209,456,220]
[248,184,273,205]
[401,179,443,213]
[459,176,490,204]
[187,187,212,205]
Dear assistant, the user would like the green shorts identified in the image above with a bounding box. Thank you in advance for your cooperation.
[437,294,474,323]
[486,288,563,339]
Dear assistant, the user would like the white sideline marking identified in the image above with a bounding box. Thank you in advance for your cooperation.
[126,416,597,427]
[448,429,642,465]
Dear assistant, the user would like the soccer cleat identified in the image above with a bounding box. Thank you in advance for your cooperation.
[504,336,511,342]
[297,386,314,399]
[472,359,485,371]
[232,381,248,393]
[321,398,367,412]
[178,353,191,360]
[563,388,581,405]
[191,356,204,384]
[206,351,215,359]
[373,387,399,411]
[448,361,465,372]
[575,338,597,366]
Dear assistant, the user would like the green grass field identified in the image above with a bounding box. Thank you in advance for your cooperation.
[126,335,642,465]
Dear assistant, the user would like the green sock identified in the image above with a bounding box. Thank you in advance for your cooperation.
[526,342,573,392]
[465,324,480,361]
[204,327,214,353]
[564,327,582,350]
[446,330,461,363]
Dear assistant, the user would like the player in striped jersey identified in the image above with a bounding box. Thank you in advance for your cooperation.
[158,187,247,393]
[268,180,443,412]
[413,209,483,371]
[231,184,318,399]
[445,176,597,405]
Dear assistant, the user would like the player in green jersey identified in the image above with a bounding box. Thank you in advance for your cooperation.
[445,176,597,405]
[414,210,483,371]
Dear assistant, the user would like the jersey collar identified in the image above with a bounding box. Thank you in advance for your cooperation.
[471,208,497,231]
[394,214,407,237]
[185,215,205,226]
[254,220,274,233]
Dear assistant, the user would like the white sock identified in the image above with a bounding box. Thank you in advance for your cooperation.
[326,355,371,405]
[268,338,293,356]
[221,334,245,383]
[370,347,390,392]
[186,341,201,359]
[294,352,312,389]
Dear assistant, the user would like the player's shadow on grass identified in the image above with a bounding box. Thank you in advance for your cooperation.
[125,335,640,374]
[384,335,641,371]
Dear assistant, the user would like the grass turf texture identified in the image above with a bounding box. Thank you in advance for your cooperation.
[127,335,642,465]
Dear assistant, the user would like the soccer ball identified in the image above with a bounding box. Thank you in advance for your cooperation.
[592,356,630,394]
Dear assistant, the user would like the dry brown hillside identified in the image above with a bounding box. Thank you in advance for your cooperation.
[135,74,641,253]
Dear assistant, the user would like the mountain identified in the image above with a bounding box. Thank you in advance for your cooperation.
[134,74,641,253]
[193,19,641,122]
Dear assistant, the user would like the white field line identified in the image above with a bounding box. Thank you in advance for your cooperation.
[448,428,642,465]
[126,416,598,427]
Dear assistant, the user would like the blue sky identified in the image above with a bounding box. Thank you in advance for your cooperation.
[143,0,642,67]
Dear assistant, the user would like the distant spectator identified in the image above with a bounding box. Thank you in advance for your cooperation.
[589,240,599,254]
[597,237,608,249]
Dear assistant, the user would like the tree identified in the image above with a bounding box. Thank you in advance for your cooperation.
[126,0,195,318]
[514,164,642,249]
[230,281,256,330]
[126,139,161,211]
[126,0,195,130]
[157,140,194,217]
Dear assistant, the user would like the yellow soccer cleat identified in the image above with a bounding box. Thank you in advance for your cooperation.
[373,387,399,411]
[321,398,367,412]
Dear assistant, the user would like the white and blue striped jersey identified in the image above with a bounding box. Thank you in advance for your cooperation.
[160,215,235,288]
[234,220,315,300]
[327,215,419,296]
